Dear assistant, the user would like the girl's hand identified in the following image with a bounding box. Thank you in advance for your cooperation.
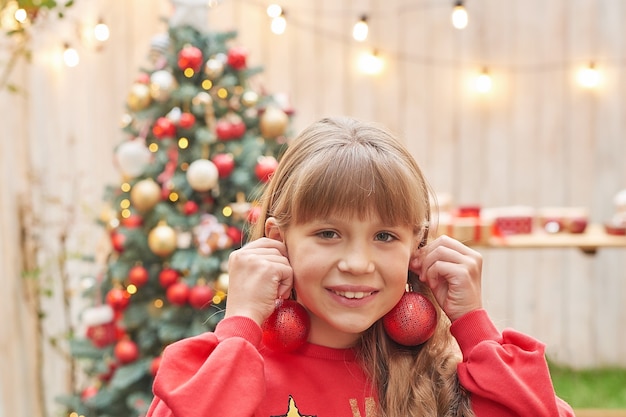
[409,235,483,322]
[225,237,294,326]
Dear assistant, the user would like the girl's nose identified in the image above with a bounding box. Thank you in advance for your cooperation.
[337,246,375,275]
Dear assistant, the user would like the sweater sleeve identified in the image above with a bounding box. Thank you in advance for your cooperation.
[450,309,575,417]
[146,316,265,417]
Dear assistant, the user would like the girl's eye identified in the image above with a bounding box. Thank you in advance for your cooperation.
[318,230,338,239]
[375,232,396,242]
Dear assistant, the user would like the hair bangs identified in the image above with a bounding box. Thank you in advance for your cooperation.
[289,140,425,229]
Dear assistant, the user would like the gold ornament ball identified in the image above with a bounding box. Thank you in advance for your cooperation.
[241,90,259,107]
[148,223,177,257]
[260,106,289,138]
[204,58,225,80]
[127,83,152,111]
[130,179,161,212]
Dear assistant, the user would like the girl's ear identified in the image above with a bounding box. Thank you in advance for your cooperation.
[265,217,283,241]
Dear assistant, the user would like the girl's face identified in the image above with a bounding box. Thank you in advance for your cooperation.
[279,211,416,349]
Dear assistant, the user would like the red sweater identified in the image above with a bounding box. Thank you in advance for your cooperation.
[147,309,574,417]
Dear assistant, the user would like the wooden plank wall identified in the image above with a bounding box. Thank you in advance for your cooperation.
[1,0,625,415]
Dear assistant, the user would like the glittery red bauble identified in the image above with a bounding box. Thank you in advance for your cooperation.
[382,292,437,346]
[128,265,149,287]
[177,45,203,71]
[166,282,190,306]
[114,339,139,364]
[189,284,214,309]
[158,268,180,288]
[212,153,235,178]
[262,299,310,352]
[106,288,130,311]
[227,46,248,70]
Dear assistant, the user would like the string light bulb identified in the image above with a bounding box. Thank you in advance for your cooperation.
[474,68,492,93]
[352,15,369,42]
[451,1,469,30]
[271,11,287,35]
[63,43,80,67]
[577,62,600,88]
[267,4,282,18]
[358,49,384,75]
[93,19,110,42]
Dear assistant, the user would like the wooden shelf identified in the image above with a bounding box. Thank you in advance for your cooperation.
[472,224,626,254]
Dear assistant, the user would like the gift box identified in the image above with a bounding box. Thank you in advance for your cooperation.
[483,206,535,236]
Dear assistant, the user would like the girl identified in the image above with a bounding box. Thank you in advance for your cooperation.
[147,117,574,417]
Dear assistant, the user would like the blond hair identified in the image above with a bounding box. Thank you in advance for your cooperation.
[251,117,473,417]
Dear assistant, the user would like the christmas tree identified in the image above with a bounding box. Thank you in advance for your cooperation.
[57,5,293,416]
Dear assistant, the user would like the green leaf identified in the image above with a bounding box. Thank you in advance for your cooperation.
[109,359,151,390]
[70,338,109,359]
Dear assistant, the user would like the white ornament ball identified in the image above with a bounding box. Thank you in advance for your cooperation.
[186,159,219,192]
[82,305,115,327]
[150,70,177,102]
[115,140,152,178]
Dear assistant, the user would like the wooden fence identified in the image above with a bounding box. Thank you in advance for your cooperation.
[1,0,625,415]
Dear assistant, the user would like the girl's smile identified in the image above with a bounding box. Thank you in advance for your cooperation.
[272,213,416,348]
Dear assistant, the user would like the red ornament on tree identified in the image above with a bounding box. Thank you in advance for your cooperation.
[128,265,149,288]
[106,288,130,311]
[159,268,180,288]
[81,386,99,401]
[178,112,196,129]
[150,356,162,377]
[226,226,243,247]
[227,46,248,70]
[382,292,437,346]
[86,322,118,348]
[152,117,177,139]
[166,281,190,306]
[215,119,234,141]
[189,284,214,309]
[183,200,199,215]
[247,205,262,225]
[178,45,203,71]
[262,299,310,352]
[212,153,235,178]
[114,339,140,364]
[110,231,126,252]
[121,214,143,228]
[255,156,278,183]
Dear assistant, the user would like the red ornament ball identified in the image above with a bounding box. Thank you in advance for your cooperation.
[110,231,126,252]
[177,45,203,71]
[106,288,130,311]
[159,268,180,288]
[114,339,140,364]
[121,214,143,228]
[81,386,99,402]
[182,200,199,215]
[212,153,235,178]
[128,265,149,288]
[215,119,234,141]
[152,117,176,139]
[226,226,243,247]
[178,112,196,129]
[189,284,214,309]
[150,356,162,377]
[255,156,278,183]
[247,206,262,225]
[86,322,117,348]
[382,292,437,346]
[227,46,248,70]
[166,282,190,306]
[262,299,310,352]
